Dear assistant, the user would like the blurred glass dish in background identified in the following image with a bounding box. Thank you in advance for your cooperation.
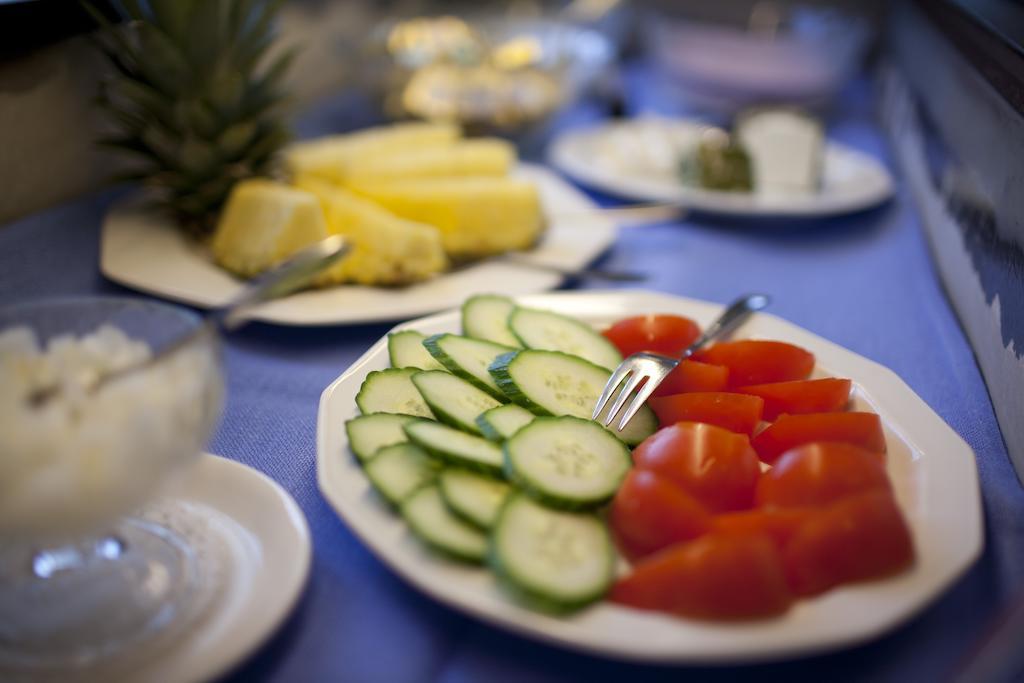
[644,2,872,114]
[363,14,614,133]
[0,297,224,677]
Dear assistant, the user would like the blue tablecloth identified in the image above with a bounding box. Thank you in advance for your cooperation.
[2,73,1023,683]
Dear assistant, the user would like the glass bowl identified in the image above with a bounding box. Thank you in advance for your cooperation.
[0,297,224,676]
[644,5,873,115]
[362,15,614,134]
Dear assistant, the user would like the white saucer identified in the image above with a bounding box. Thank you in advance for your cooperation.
[549,117,894,218]
[125,453,310,683]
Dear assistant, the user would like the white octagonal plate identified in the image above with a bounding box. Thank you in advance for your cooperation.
[316,290,982,664]
[100,164,616,326]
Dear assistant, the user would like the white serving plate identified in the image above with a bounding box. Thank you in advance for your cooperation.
[316,290,982,664]
[130,453,310,683]
[549,117,894,218]
[100,164,616,326]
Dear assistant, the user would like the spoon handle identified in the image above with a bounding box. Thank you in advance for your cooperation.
[29,236,350,408]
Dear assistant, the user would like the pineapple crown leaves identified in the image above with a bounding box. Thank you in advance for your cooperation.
[84,0,296,236]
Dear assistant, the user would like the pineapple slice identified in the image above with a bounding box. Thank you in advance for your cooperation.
[211,179,328,278]
[295,176,448,286]
[283,122,461,185]
[343,138,515,185]
[349,176,545,260]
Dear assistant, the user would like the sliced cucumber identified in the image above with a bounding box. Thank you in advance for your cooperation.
[402,485,487,563]
[356,368,434,418]
[504,416,630,510]
[438,469,511,530]
[364,443,439,506]
[489,350,657,446]
[411,370,501,435]
[345,413,421,463]
[476,404,536,442]
[388,330,445,371]
[423,333,514,400]
[404,421,504,475]
[490,494,615,611]
[462,294,522,347]
[508,307,622,370]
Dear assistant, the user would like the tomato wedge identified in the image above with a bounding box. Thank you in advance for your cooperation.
[602,314,700,358]
[611,533,793,620]
[648,392,764,436]
[756,442,892,509]
[784,491,915,596]
[735,378,852,421]
[652,360,730,397]
[713,508,815,549]
[609,469,712,559]
[632,422,761,513]
[751,412,887,465]
[692,341,815,388]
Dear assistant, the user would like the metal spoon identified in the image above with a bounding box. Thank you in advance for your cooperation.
[29,235,351,408]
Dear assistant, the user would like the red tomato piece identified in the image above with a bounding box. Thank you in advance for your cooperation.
[784,491,915,596]
[713,508,815,549]
[632,422,761,513]
[756,442,892,509]
[611,533,793,620]
[735,378,852,421]
[602,314,701,358]
[609,469,712,560]
[648,392,765,436]
[692,340,815,388]
[751,412,887,465]
[652,360,730,397]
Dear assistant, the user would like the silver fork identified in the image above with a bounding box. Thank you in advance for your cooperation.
[592,293,771,432]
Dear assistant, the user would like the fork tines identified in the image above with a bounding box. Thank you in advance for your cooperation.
[591,352,676,432]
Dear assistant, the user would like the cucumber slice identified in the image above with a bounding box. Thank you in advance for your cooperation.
[388,330,445,371]
[345,413,422,463]
[438,469,511,529]
[489,350,658,446]
[476,404,536,441]
[490,494,615,611]
[462,294,522,347]
[402,485,487,563]
[364,443,439,505]
[504,416,630,510]
[356,368,434,418]
[423,333,514,400]
[411,370,501,435]
[508,307,622,370]
[404,421,504,475]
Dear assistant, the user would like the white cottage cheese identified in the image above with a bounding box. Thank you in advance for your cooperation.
[0,325,221,542]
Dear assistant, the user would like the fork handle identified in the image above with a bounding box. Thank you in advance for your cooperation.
[681,294,771,360]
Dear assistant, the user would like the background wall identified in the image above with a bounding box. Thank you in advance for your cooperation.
[0,38,109,224]
[882,0,1024,479]
[0,1,375,225]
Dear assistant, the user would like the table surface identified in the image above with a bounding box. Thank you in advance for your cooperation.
[2,71,1023,683]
